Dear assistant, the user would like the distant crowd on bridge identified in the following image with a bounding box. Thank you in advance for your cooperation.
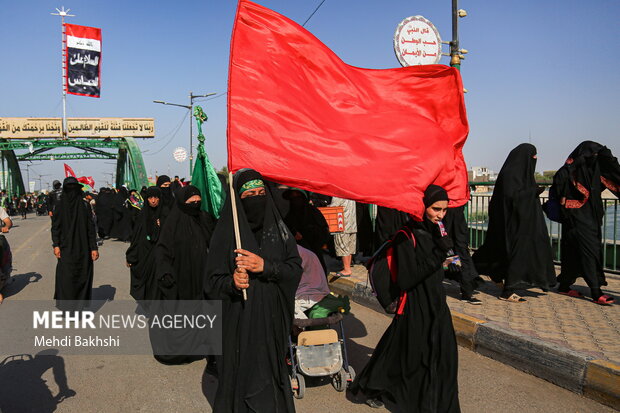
[0,140,618,412]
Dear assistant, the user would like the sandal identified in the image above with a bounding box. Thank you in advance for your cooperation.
[334,272,351,278]
[365,398,384,409]
[558,289,583,298]
[499,293,526,303]
[593,295,614,306]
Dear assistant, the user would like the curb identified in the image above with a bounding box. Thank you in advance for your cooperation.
[328,276,620,410]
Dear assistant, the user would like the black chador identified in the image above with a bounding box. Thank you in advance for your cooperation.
[443,206,483,302]
[126,186,163,301]
[351,185,460,412]
[51,177,98,310]
[155,185,214,300]
[204,169,302,413]
[553,141,620,303]
[473,143,556,299]
[156,175,175,220]
[95,188,115,238]
[109,187,132,242]
[150,185,215,365]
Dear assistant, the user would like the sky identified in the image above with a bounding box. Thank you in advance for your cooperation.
[1,0,618,190]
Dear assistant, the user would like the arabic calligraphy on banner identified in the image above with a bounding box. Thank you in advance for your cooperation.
[0,118,155,139]
[393,15,442,67]
[65,23,102,98]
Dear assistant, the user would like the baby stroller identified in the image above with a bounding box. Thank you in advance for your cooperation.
[288,311,355,399]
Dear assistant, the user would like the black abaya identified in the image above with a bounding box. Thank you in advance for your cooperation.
[204,169,302,413]
[150,185,215,365]
[351,218,460,412]
[51,179,98,310]
[443,206,481,297]
[155,185,215,300]
[95,188,115,238]
[109,188,132,241]
[126,187,162,301]
[552,141,620,294]
[472,143,556,292]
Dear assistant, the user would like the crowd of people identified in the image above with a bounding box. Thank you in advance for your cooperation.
[0,140,617,412]
[0,191,50,218]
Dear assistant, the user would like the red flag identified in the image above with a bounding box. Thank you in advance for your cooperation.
[227,0,469,219]
[77,176,95,189]
[64,163,76,178]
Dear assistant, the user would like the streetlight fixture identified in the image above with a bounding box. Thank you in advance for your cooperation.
[36,173,51,192]
[153,91,216,176]
[24,162,43,193]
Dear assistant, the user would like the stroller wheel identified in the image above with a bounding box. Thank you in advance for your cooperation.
[346,366,356,386]
[332,368,347,392]
[290,373,305,399]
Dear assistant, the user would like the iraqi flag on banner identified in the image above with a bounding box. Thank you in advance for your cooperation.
[227,0,470,220]
[65,23,102,98]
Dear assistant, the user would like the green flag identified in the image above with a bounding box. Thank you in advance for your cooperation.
[191,106,224,218]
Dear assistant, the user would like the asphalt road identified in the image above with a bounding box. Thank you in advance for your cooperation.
[0,215,616,413]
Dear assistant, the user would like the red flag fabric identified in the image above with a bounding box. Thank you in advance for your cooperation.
[77,176,95,189]
[64,163,76,178]
[227,0,469,219]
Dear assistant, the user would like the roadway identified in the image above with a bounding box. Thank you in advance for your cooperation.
[0,215,615,413]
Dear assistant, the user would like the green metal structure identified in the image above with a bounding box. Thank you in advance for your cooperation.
[0,137,149,194]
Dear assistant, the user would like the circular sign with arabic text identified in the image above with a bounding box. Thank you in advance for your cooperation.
[173,147,187,163]
[394,15,442,67]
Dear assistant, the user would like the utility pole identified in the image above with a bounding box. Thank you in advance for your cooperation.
[51,6,75,139]
[153,92,216,177]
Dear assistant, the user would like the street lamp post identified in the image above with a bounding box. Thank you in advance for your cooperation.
[24,162,43,193]
[36,174,51,192]
[450,0,468,71]
[153,91,216,177]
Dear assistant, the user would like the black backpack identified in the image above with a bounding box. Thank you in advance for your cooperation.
[365,227,415,314]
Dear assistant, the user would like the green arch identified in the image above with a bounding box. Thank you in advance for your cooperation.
[116,137,148,190]
[1,149,25,196]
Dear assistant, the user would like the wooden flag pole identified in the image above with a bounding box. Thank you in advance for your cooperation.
[229,172,247,301]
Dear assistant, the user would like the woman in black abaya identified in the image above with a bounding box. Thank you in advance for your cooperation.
[156,175,175,219]
[109,187,133,242]
[126,186,163,301]
[51,177,99,311]
[149,185,215,365]
[351,185,460,412]
[552,141,620,305]
[472,143,556,301]
[155,185,214,300]
[204,169,302,413]
[95,187,115,239]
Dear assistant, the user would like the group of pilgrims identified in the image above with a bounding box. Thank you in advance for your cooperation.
[47,140,619,412]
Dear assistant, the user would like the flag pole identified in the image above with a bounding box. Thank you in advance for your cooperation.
[51,7,74,139]
[228,172,247,301]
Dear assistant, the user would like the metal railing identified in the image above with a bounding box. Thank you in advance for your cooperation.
[466,183,619,273]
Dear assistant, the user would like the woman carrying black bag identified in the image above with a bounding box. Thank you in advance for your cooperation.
[350,185,460,412]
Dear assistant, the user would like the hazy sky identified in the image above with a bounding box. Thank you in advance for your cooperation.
[1,0,618,189]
